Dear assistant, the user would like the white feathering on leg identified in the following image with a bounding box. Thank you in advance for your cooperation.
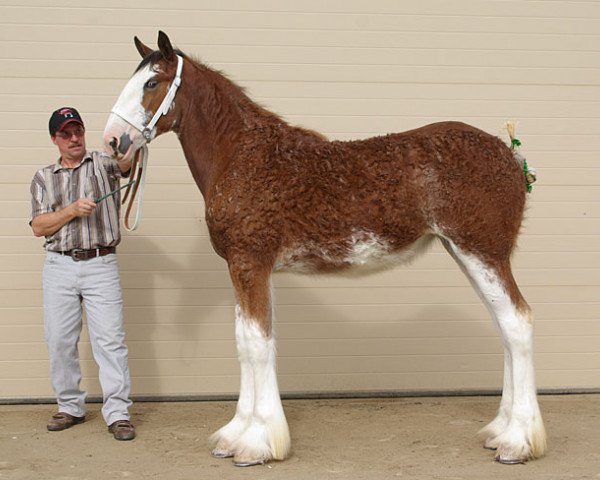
[232,317,290,465]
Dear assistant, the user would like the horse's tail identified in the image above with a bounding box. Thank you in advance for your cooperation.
[505,121,537,193]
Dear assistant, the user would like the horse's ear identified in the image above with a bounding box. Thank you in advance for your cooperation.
[134,36,153,58]
[157,31,175,61]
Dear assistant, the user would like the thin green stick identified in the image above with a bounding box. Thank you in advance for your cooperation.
[94,180,137,203]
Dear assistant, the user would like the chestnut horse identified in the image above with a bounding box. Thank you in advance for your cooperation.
[103,31,546,466]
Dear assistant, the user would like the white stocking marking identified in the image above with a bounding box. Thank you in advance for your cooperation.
[209,306,254,456]
[233,315,290,463]
[210,306,290,464]
[442,238,546,462]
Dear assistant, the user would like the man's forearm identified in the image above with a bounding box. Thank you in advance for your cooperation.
[31,207,76,237]
[31,199,96,238]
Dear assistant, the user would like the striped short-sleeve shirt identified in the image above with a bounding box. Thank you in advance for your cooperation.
[30,151,127,252]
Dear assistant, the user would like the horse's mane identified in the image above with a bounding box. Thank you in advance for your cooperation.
[137,49,326,141]
[188,53,327,140]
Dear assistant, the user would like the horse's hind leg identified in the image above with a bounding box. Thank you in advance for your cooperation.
[210,259,290,466]
[441,238,547,463]
[480,350,513,450]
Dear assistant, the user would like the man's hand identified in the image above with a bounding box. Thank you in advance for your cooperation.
[70,198,97,217]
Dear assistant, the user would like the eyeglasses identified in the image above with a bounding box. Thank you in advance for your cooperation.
[55,127,85,140]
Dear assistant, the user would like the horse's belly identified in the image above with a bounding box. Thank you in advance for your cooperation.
[275,231,434,276]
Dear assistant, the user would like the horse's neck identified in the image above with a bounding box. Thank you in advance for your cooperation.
[176,87,239,197]
[177,132,216,198]
[176,76,279,198]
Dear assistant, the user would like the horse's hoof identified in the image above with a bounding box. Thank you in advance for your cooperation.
[212,449,234,459]
[495,455,525,465]
[233,458,267,467]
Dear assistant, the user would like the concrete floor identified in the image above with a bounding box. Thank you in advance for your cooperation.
[1,395,599,480]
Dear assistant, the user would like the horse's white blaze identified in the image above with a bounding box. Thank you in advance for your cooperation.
[211,306,290,464]
[103,64,158,160]
[443,238,546,461]
[112,64,155,129]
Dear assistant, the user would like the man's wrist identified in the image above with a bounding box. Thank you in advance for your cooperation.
[116,158,132,174]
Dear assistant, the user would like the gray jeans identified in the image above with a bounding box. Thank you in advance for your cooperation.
[43,251,132,425]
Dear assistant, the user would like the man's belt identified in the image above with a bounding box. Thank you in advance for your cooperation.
[57,247,116,262]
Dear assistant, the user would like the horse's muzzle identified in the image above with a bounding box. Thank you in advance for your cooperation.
[103,113,143,161]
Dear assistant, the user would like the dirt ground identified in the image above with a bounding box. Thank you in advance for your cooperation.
[1,394,599,480]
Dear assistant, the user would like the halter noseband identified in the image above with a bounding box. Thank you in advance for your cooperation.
[111,54,184,144]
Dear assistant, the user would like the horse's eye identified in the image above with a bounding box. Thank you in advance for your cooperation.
[145,79,158,90]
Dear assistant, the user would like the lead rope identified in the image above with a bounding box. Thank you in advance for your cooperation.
[122,145,148,231]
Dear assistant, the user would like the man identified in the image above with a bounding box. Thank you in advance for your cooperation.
[29,107,135,441]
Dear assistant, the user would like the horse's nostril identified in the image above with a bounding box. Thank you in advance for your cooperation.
[109,137,118,156]
[119,133,133,155]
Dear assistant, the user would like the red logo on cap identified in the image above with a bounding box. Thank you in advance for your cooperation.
[58,108,75,118]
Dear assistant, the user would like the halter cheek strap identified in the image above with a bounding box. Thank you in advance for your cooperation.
[111,54,184,144]
[143,54,183,142]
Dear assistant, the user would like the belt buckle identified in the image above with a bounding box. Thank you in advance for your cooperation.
[71,249,85,262]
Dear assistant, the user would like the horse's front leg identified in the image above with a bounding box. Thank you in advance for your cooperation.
[211,261,290,466]
[210,305,255,458]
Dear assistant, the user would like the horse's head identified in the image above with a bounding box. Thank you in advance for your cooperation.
[103,31,183,163]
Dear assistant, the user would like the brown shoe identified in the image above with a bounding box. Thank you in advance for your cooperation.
[47,412,85,431]
[108,420,136,441]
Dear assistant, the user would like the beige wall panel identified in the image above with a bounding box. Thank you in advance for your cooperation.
[1,1,598,399]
